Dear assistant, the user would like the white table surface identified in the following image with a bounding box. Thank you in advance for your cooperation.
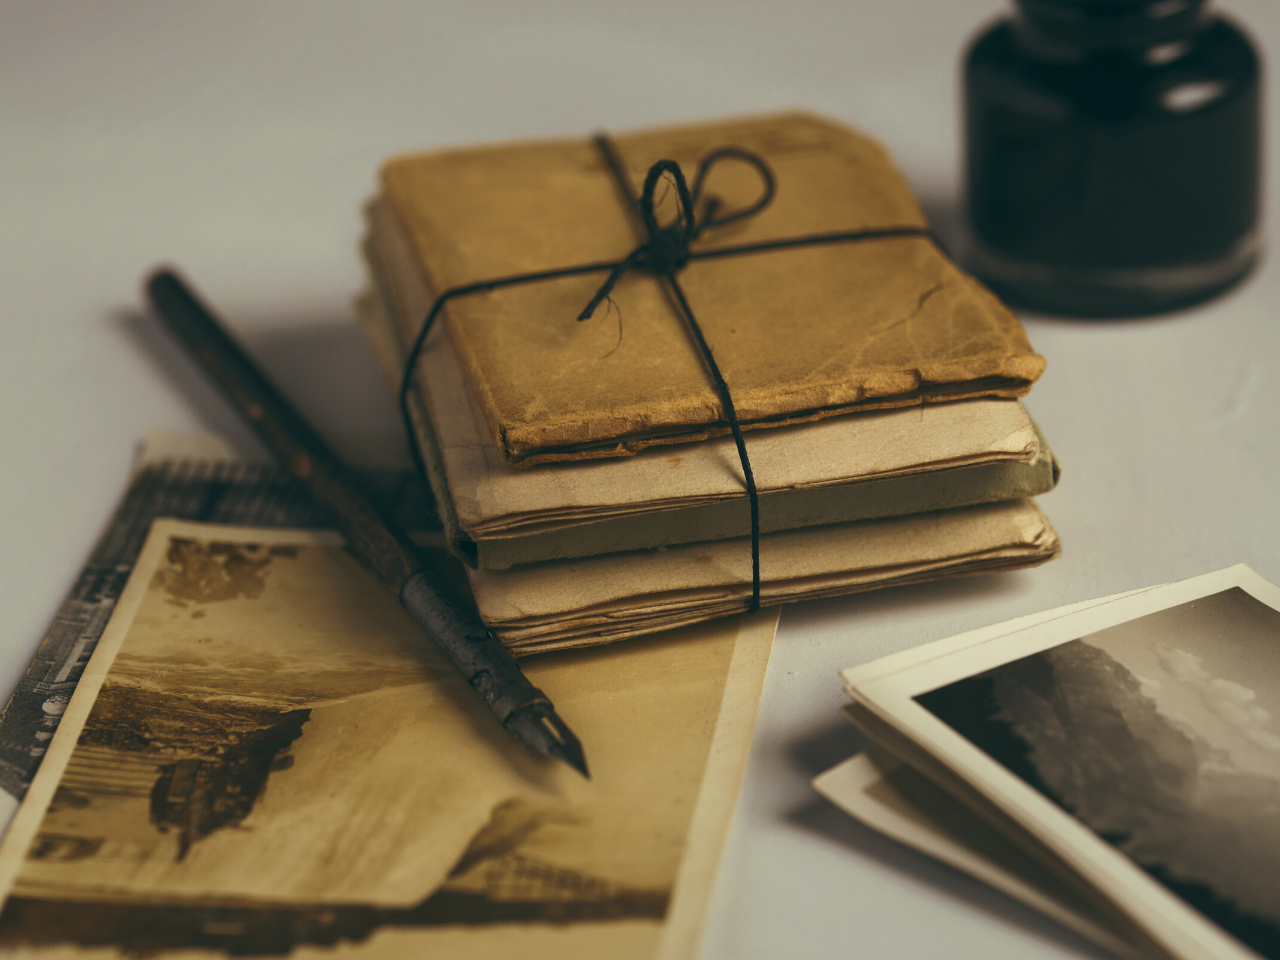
[4,2,1279,957]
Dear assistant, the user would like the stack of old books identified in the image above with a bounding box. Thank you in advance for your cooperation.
[357,112,1062,655]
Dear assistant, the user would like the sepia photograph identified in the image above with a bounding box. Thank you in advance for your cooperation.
[0,519,777,960]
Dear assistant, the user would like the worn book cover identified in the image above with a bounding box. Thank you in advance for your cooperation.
[356,271,1060,570]
[375,112,1045,465]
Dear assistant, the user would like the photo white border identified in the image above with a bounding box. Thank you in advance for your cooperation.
[845,564,1277,960]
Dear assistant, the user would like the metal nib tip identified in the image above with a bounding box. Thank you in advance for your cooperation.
[508,704,590,779]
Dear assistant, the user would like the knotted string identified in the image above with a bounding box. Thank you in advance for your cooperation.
[400,134,937,614]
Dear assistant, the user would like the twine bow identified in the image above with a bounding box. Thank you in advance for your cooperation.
[579,146,775,320]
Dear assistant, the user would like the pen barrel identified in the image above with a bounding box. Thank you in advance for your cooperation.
[146,270,553,731]
[146,270,420,591]
[147,272,337,471]
[401,568,550,725]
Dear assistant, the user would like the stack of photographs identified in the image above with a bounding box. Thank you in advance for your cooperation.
[816,565,1280,960]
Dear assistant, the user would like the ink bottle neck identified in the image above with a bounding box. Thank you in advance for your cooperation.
[1014,0,1211,59]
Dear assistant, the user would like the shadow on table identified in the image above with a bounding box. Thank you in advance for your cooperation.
[785,716,1119,960]
[916,191,965,264]
[916,189,1249,327]
[781,568,1029,641]
[116,305,410,469]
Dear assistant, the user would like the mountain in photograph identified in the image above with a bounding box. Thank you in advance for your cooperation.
[918,639,1280,960]
[1,795,669,956]
[47,682,311,863]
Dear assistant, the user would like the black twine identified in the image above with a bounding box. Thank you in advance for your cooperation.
[400,134,937,613]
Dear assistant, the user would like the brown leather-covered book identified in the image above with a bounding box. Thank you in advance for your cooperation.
[376,112,1045,466]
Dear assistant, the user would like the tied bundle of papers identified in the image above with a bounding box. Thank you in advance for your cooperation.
[358,112,1064,653]
[815,565,1280,960]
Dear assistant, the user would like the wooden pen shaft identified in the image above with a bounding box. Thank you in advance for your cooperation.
[148,273,420,590]
[145,270,552,728]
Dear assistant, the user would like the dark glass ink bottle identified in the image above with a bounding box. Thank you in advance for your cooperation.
[964,0,1261,316]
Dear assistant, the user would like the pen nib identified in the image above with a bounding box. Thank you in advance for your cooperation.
[507,703,589,779]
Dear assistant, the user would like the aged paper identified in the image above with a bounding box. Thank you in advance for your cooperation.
[841,565,1280,960]
[470,498,1061,652]
[0,445,442,851]
[358,271,1058,574]
[376,112,1045,465]
[0,525,545,908]
[0,520,778,959]
[358,257,1039,537]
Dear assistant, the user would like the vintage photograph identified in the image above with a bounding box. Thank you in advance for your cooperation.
[916,585,1280,960]
[0,519,776,960]
[0,452,439,821]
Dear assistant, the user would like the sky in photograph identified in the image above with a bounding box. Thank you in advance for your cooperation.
[1082,588,1280,781]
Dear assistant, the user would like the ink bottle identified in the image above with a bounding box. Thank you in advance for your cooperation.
[964,0,1261,316]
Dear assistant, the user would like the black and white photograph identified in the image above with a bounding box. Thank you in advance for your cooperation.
[918,586,1280,960]
[839,566,1280,960]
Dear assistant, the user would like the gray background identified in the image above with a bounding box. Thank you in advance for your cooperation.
[3,1,1279,957]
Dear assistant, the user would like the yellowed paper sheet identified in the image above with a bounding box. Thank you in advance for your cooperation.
[357,264,1039,538]
[0,520,778,960]
[376,112,1044,464]
[470,498,1061,652]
